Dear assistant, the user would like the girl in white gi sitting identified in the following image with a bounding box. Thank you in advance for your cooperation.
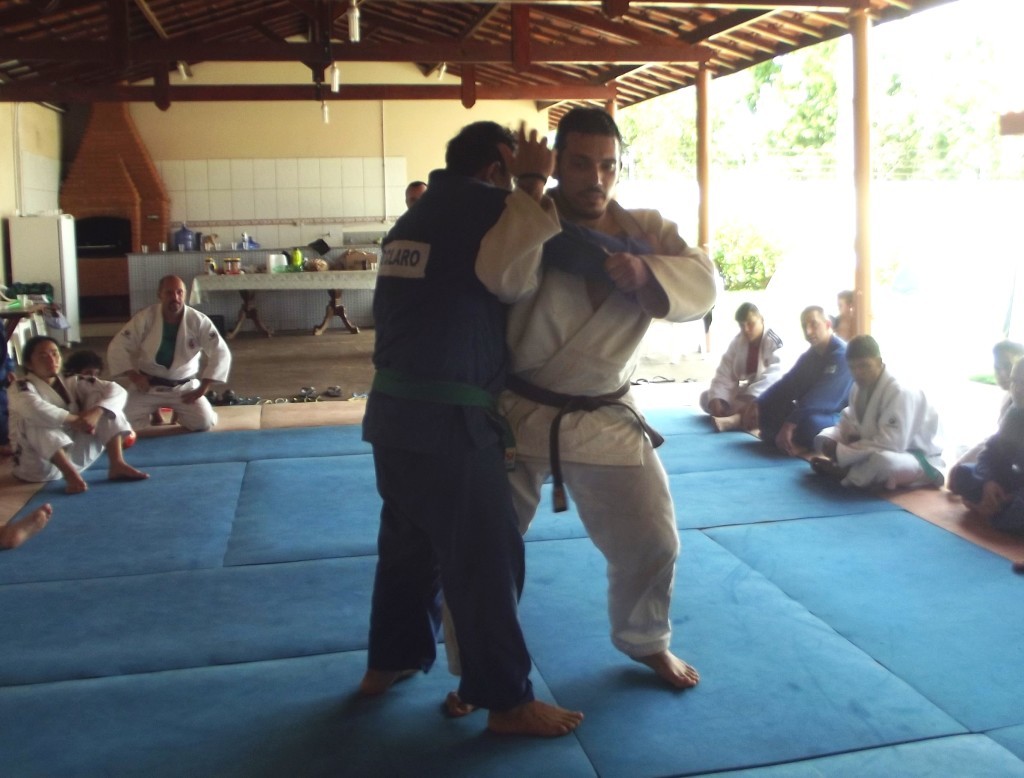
[8,336,147,494]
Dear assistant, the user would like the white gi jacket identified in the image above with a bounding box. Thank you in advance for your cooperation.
[107,304,231,385]
[9,372,132,482]
[707,327,785,406]
[816,368,944,473]
[496,201,717,466]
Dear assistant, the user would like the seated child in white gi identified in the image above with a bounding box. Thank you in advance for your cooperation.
[8,336,147,494]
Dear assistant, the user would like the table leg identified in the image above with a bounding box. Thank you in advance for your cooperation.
[313,289,360,336]
[228,290,274,339]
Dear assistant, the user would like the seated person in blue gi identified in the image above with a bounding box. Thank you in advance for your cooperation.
[752,305,853,455]
[106,275,231,432]
[700,302,784,432]
[951,340,1023,470]
[8,336,147,494]
[948,358,1024,534]
[809,335,944,489]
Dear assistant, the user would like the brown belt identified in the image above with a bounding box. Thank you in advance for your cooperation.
[506,374,664,513]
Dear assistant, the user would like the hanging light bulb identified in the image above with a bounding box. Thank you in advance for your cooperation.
[438,62,447,81]
[347,1,360,43]
[330,63,340,93]
[322,100,330,125]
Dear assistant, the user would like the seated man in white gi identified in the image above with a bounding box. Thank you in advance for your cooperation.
[699,302,784,432]
[107,275,231,432]
[809,334,944,490]
[9,336,147,494]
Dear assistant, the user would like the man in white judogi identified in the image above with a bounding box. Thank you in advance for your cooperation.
[107,275,231,431]
[700,301,785,432]
[492,107,716,690]
[810,334,944,490]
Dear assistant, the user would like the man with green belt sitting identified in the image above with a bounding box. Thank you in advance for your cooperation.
[107,275,231,431]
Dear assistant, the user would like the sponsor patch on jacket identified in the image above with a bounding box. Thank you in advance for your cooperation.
[379,240,429,279]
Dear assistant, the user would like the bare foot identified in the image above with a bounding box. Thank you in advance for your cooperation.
[358,668,418,696]
[0,504,53,549]
[633,650,700,689]
[64,471,88,494]
[487,699,583,738]
[109,462,149,482]
[442,691,478,718]
[712,413,742,433]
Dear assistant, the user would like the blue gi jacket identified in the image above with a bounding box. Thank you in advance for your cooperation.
[363,168,512,455]
[759,334,852,428]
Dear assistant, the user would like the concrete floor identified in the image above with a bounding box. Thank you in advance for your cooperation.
[79,324,716,405]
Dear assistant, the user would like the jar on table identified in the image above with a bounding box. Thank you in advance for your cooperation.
[225,258,241,275]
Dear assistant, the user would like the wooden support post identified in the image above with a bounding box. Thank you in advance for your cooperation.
[850,6,872,336]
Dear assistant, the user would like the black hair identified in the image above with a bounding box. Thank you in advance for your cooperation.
[837,289,854,304]
[734,302,762,323]
[63,349,104,376]
[405,180,427,192]
[846,334,882,361]
[22,335,61,367]
[554,107,623,153]
[444,122,516,177]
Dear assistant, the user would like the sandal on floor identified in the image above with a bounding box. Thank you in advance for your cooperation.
[324,385,343,398]
[650,375,676,384]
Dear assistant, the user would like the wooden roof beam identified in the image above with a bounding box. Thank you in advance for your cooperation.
[0,81,618,103]
[0,39,713,65]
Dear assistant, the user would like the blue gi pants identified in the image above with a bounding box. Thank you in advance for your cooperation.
[367,441,534,711]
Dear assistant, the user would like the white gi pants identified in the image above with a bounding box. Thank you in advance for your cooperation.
[13,409,133,483]
[511,440,679,659]
[841,451,930,490]
[126,381,217,431]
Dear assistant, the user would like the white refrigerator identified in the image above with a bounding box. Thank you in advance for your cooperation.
[9,213,81,346]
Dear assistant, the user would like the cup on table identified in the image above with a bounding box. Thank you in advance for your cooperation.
[159,241,167,251]
[177,244,185,252]
[230,242,239,250]
[141,244,149,253]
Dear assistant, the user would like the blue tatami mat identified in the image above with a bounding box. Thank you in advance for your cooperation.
[671,466,892,529]
[707,511,1024,732]
[695,735,1024,777]
[0,462,245,585]
[657,432,792,474]
[225,454,381,565]
[0,557,374,686]
[122,425,370,468]
[0,649,597,778]
[517,531,964,777]
[641,407,716,436]
[989,724,1024,763]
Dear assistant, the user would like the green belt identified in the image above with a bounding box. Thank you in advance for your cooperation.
[910,449,944,487]
[372,367,516,468]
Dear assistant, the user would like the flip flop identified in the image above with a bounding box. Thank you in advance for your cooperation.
[324,385,343,398]
[651,376,676,384]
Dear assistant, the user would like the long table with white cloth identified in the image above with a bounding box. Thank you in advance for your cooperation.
[189,270,378,337]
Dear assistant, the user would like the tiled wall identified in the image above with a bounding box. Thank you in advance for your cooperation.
[18,150,60,216]
[158,156,408,250]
